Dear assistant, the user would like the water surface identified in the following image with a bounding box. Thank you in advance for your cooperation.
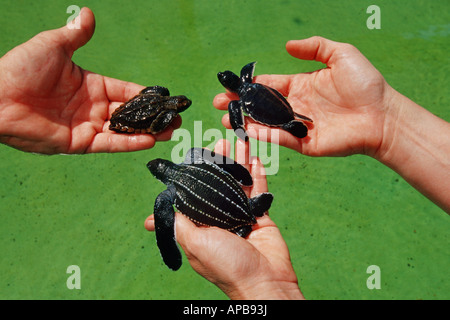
[0,0,448,299]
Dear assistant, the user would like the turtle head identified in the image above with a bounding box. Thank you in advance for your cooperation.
[174,96,192,113]
[217,71,241,93]
[147,159,174,183]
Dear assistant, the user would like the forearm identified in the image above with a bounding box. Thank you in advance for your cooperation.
[375,86,450,213]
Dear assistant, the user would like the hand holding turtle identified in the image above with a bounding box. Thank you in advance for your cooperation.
[214,37,450,213]
[214,36,391,157]
[0,7,179,154]
[145,139,304,299]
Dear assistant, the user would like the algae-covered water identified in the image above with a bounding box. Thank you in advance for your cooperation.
[1,0,449,299]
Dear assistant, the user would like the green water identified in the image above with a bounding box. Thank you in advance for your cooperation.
[1,0,449,300]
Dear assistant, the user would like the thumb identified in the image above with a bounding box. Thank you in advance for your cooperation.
[58,7,96,55]
[173,213,200,251]
[286,36,340,66]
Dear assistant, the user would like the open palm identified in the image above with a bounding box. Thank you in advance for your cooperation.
[0,7,178,154]
[214,36,391,157]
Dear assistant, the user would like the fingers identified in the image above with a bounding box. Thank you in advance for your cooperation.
[88,118,182,153]
[213,138,231,157]
[86,132,156,153]
[249,156,269,196]
[286,36,342,66]
[145,212,198,233]
[145,212,199,250]
[213,93,232,111]
[145,213,195,234]
[104,77,146,103]
[234,138,253,173]
[90,103,181,154]
[253,74,294,97]
[145,215,155,231]
[212,138,269,197]
[220,114,303,153]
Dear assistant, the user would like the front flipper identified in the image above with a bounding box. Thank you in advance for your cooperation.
[183,147,205,164]
[249,192,274,217]
[150,110,177,134]
[184,148,253,186]
[154,186,181,271]
[240,61,256,84]
[228,100,248,142]
[231,225,253,238]
[140,86,170,96]
[282,120,308,139]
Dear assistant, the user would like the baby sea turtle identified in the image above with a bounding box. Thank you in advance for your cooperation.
[217,62,313,141]
[109,86,191,134]
[147,148,274,271]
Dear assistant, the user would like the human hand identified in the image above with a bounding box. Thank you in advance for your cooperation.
[145,139,304,300]
[0,7,180,154]
[213,36,394,157]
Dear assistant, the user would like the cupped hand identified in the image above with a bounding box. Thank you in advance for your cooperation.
[213,36,393,157]
[145,139,304,300]
[0,7,180,154]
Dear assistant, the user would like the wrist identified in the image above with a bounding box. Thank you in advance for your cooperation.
[370,86,450,212]
[373,86,449,167]
[226,278,305,300]
[371,85,404,162]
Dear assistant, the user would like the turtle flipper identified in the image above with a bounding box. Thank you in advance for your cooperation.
[249,192,274,217]
[149,109,178,134]
[231,225,253,238]
[183,147,205,164]
[282,120,308,138]
[154,186,182,271]
[240,61,256,84]
[228,100,248,141]
[218,161,253,186]
[183,147,220,165]
[140,86,170,96]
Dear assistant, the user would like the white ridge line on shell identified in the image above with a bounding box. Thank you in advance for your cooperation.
[190,166,249,207]
[174,193,233,227]
[169,177,250,223]
[173,168,250,218]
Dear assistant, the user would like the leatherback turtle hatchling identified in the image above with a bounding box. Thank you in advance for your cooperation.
[217,62,313,141]
[147,147,274,271]
[109,85,191,134]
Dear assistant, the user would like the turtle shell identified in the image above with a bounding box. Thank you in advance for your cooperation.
[169,162,256,233]
[240,83,296,125]
[109,87,191,134]
[147,148,274,270]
